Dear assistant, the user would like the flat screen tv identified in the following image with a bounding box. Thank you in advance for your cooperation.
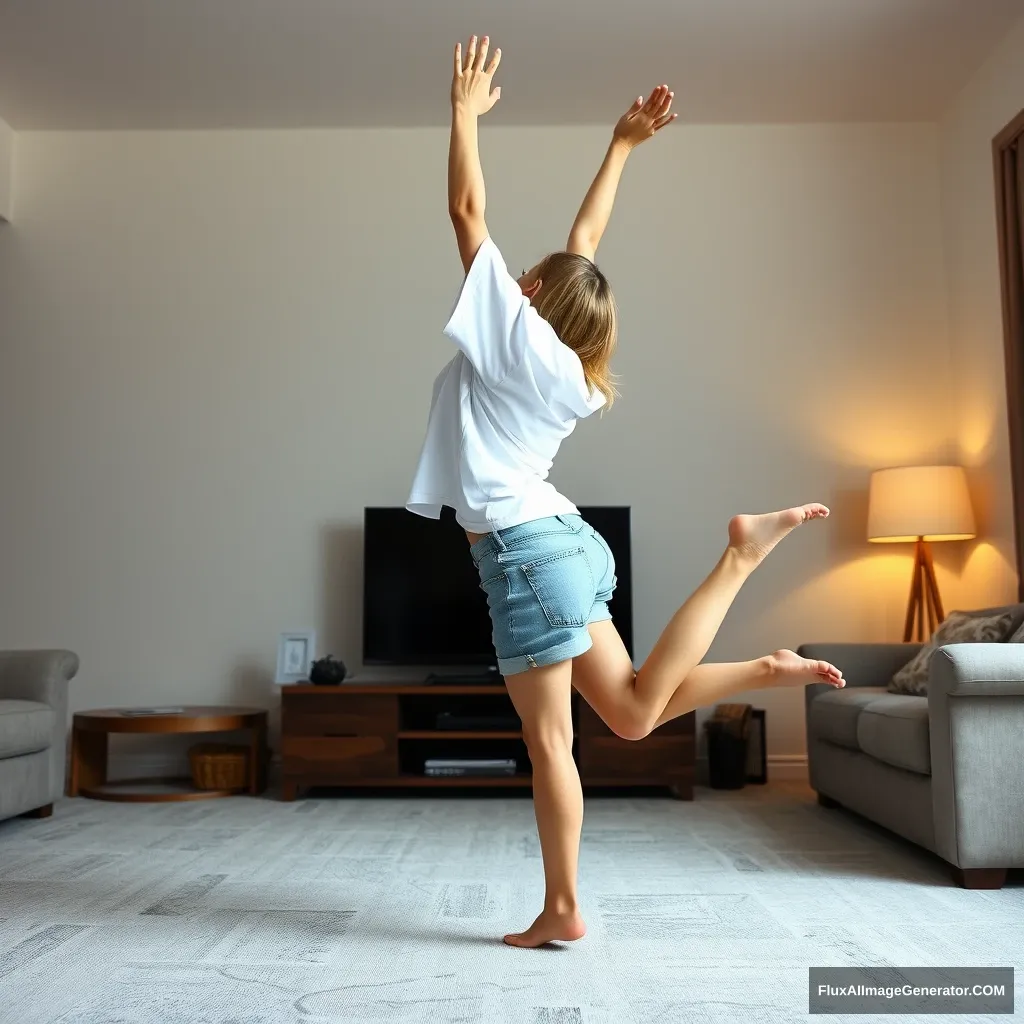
[363,506,633,667]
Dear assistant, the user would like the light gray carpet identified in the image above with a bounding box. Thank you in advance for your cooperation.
[0,783,1019,1024]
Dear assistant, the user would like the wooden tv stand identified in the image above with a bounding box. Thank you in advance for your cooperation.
[281,683,694,800]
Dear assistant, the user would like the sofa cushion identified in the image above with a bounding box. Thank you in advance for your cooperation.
[976,603,1024,637]
[0,699,55,758]
[857,695,931,776]
[888,610,1017,696]
[808,687,889,751]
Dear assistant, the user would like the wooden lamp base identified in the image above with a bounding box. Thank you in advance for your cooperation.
[904,538,945,643]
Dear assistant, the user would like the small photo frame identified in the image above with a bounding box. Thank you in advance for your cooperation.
[276,630,316,684]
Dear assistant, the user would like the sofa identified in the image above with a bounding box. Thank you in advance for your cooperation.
[0,649,78,822]
[801,604,1024,890]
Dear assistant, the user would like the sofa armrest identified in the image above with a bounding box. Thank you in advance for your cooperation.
[0,650,78,807]
[928,643,1024,869]
[0,650,79,706]
[929,643,1024,697]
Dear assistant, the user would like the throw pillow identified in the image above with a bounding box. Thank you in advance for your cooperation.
[888,610,1016,696]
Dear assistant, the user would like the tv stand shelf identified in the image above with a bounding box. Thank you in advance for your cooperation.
[281,683,694,800]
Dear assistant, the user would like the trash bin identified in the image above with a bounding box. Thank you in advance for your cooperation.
[705,703,753,790]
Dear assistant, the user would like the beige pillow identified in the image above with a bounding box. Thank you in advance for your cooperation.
[888,610,1016,696]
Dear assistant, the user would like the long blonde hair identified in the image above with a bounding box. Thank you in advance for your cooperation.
[531,252,619,407]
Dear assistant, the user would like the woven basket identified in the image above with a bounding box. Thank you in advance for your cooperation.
[189,742,248,791]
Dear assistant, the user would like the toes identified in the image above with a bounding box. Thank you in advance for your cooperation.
[821,662,845,687]
[813,659,844,686]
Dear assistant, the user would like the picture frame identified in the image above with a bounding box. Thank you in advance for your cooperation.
[276,630,316,684]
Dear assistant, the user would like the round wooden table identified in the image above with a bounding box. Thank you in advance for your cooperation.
[69,706,268,802]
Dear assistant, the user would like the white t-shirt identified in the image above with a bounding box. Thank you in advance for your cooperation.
[407,237,606,533]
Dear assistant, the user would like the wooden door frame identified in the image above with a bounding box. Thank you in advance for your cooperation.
[993,108,1024,601]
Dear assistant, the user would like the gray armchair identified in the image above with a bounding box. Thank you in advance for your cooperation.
[802,618,1024,889]
[0,650,78,822]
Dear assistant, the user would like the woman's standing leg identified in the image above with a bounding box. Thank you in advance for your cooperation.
[502,661,586,948]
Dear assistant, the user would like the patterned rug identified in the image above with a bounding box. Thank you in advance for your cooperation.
[0,783,1019,1023]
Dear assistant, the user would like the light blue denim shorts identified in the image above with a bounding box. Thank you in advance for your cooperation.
[470,514,617,676]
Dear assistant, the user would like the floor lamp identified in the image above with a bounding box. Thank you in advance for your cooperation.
[867,466,977,643]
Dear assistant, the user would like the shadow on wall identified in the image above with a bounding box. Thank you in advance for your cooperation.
[318,522,363,674]
[229,660,277,735]
[229,662,275,707]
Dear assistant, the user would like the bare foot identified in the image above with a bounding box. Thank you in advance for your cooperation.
[728,503,829,566]
[767,649,845,688]
[503,908,587,948]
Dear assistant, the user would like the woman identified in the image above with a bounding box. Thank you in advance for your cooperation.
[407,35,846,948]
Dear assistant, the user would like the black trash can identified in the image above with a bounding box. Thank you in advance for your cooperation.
[705,719,748,790]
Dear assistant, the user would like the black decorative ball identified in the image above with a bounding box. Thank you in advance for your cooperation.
[309,655,348,686]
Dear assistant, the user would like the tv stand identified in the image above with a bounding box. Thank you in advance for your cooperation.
[423,669,501,686]
[280,683,695,800]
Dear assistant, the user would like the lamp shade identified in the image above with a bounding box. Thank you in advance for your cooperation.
[867,466,976,543]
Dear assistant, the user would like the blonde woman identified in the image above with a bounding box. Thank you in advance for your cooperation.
[408,36,846,948]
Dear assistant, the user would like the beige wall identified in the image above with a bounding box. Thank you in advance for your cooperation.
[0,124,953,765]
[940,15,1024,608]
[0,117,13,221]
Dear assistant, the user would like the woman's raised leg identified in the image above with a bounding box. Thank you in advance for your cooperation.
[502,660,587,948]
[573,504,844,737]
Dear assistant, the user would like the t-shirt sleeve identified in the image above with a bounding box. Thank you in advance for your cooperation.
[443,237,531,388]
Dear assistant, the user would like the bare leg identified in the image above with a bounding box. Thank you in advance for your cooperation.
[502,662,587,948]
[573,504,843,738]
[653,654,843,729]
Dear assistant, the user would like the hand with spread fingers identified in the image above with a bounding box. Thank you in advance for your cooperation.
[451,34,502,116]
[613,85,677,149]
[565,84,676,259]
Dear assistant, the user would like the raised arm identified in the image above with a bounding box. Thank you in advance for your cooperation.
[449,35,502,273]
[566,86,676,261]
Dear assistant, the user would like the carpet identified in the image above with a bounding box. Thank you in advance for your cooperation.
[0,783,1019,1023]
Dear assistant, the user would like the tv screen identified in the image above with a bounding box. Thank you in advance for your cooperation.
[363,506,633,667]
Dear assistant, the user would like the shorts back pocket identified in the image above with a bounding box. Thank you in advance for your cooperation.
[521,547,593,628]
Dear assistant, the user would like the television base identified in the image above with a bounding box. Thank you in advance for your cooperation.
[423,669,501,686]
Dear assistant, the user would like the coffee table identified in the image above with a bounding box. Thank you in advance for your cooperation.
[69,706,268,801]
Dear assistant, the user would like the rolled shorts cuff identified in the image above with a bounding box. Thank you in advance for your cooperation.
[496,631,593,676]
[588,601,612,624]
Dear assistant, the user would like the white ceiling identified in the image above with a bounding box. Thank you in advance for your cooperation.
[0,0,1020,129]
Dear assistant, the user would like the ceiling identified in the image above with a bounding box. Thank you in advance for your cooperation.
[0,0,1020,130]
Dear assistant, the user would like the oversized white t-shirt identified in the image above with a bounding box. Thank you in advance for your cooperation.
[407,237,606,533]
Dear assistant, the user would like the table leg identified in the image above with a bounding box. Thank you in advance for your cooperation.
[70,729,108,796]
[248,718,268,795]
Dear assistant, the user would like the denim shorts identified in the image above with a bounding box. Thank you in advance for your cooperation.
[470,514,617,676]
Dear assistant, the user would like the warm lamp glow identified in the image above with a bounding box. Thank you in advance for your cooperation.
[867,465,976,543]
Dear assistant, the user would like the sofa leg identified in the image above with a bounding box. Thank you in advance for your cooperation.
[817,792,841,809]
[20,803,53,819]
[955,868,1007,890]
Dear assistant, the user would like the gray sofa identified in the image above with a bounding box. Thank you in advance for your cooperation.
[0,650,78,822]
[802,605,1024,890]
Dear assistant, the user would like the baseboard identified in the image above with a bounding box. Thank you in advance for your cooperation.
[765,755,809,782]
[695,754,808,785]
